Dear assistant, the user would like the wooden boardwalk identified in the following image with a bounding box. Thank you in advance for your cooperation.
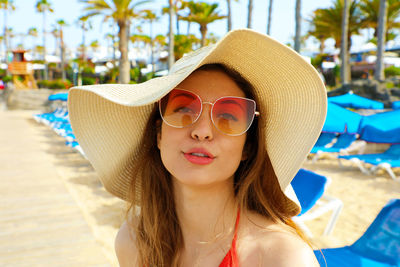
[0,110,113,267]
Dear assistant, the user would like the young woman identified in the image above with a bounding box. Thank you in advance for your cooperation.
[68,29,327,266]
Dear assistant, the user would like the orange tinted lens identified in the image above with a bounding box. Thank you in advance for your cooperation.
[212,97,255,135]
[159,89,201,127]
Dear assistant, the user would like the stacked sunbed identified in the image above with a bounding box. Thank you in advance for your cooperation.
[309,92,400,181]
[33,93,86,158]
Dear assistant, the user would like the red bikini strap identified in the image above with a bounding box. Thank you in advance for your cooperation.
[231,209,240,248]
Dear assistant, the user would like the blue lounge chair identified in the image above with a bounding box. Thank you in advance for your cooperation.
[328,92,384,110]
[339,144,400,181]
[393,101,400,110]
[312,132,337,148]
[291,169,343,237]
[311,133,364,163]
[314,199,400,267]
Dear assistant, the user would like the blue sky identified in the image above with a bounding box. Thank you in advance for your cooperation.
[2,0,382,54]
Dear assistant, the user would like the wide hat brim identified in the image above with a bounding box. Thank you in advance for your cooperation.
[68,29,327,212]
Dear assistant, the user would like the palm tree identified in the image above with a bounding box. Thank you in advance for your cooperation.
[162,1,186,35]
[105,32,117,65]
[227,0,232,31]
[77,16,92,62]
[306,23,329,54]
[56,19,68,80]
[168,0,175,69]
[50,27,59,56]
[15,32,27,50]
[226,0,239,32]
[0,35,3,58]
[359,0,400,41]
[307,0,361,50]
[90,40,100,54]
[340,0,350,84]
[247,0,253,28]
[154,33,166,58]
[35,0,54,80]
[141,9,158,72]
[81,0,149,84]
[0,0,15,68]
[34,45,44,60]
[5,27,13,50]
[294,0,301,52]
[173,34,199,60]
[375,0,387,81]
[266,0,273,35]
[180,1,226,47]
[27,27,38,54]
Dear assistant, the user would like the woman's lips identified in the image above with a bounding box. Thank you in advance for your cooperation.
[183,148,215,165]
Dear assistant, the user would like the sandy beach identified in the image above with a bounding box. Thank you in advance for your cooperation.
[1,110,399,266]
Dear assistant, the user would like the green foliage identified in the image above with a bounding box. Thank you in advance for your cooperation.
[386,81,395,89]
[102,67,119,83]
[82,66,95,75]
[37,80,50,88]
[307,0,361,49]
[82,76,96,85]
[385,66,400,77]
[179,1,226,46]
[2,75,12,83]
[141,71,155,82]
[359,0,400,41]
[333,64,341,78]
[48,62,57,69]
[311,53,329,69]
[130,67,140,81]
[174,34,200,60]
[37,79,72,89]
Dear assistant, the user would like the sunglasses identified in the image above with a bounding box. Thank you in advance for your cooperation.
[159,89,259,136]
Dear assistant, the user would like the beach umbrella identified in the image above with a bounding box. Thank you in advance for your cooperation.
[359,109,400,143]
[392,101,400,110]
[328,92,384,109]
[48,93,68,101]
[322,102,363,134]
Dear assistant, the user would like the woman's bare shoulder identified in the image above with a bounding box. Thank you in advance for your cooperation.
[239,213,319,267]
[115,220,138,267]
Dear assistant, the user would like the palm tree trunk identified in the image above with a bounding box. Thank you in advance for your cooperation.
[375,0,387,81]
[187,21,191,36]
[266,0,273,35]
[340,0,350,84]
[227,0,232,32]
[200,25,207,47]
[294,0,301,52]
[150,20,154,72]
[118,20,130,84]
[43,11,48,81]
[319,38,326,54]
[247,0,253,28]
[82,23,86,62]
[3,8,9,75]
[176,14,180,35]
[60,28,66,80]
[168,0,175,69]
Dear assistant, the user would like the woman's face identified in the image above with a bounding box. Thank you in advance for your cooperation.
[157,69,248,188]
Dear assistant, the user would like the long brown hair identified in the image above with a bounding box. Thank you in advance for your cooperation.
[128,64,306,266]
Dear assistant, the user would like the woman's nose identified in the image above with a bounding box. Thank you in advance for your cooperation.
[190,105,214,141]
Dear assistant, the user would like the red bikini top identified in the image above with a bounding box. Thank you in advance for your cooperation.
[219,210,240,267]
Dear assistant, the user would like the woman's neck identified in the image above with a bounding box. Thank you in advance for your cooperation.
[173,178,238,247]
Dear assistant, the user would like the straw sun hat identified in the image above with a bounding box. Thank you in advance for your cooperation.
[68,29,327,210]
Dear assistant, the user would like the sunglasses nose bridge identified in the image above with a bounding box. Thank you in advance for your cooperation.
[190,101,215,140]
[197,101,213,121]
